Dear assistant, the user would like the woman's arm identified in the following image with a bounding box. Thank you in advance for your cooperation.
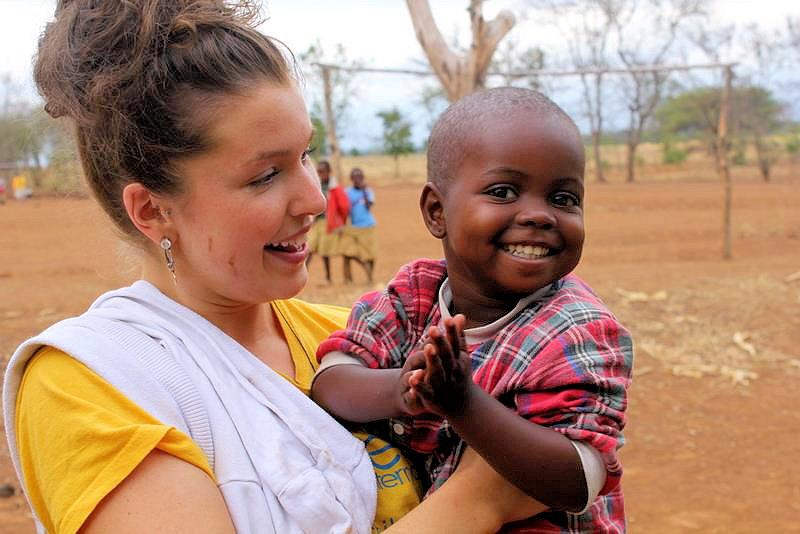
[81,450,235,534]
[385,448,547,533]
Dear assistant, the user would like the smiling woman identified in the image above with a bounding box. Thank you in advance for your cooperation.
[3,1,376,532]
[2,1,546,533]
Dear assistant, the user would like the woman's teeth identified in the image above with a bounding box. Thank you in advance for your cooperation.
[503,244,550,259]
[266,240,304,252]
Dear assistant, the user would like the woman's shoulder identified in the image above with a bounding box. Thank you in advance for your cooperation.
[16,346,213,533]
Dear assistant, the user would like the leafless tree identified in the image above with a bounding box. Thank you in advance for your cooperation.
[406,0,516,102]
[787,17,800,55]
[738,25,785,181]
[687,23,737,171]
[615,0,706,182]
[490,37,545,89]
[301,42,361,182]
[572,1,628,182]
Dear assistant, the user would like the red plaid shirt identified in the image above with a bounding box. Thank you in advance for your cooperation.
[318,259,633,533]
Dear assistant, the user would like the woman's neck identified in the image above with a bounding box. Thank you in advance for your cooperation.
[140,254,279,349]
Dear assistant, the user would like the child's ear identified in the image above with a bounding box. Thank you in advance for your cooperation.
[420,182,446,239]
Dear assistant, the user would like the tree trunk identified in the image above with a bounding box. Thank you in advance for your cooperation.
[321,66,344,182]
[406,0,515,102]
[592,130,605,184]
[625,143,635,183]
[593,73,606,183]
[717,66,734,260]
[753,132,771,182]
[625,127,641,183]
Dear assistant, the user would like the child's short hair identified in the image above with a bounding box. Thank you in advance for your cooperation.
[426,87,579,188]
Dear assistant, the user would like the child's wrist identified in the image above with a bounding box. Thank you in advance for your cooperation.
[445,380,483,418]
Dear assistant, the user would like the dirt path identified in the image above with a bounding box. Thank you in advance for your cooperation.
[1,177,799,532]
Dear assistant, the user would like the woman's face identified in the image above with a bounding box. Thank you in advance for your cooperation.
[166,81,325,306]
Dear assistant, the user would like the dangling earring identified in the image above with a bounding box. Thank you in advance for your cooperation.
[160,237,177,283]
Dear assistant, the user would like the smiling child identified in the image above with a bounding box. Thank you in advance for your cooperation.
[312,87,633,532]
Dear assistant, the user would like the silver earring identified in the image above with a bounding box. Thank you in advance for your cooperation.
[160,237,177,283]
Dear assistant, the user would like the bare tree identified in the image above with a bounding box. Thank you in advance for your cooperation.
[527,0,630,183]
[301,42,360,182]
[490,37,545,89]
[738,25,785,181]
[406,0,516,102]
[687,23,737,172]
[615,0,705,182]
[556,0,626,182]
[788,17,800,55]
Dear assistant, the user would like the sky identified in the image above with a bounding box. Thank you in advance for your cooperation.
[1,0,797,150]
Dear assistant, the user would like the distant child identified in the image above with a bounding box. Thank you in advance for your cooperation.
[307,160,349,284]
[312,87,633,532]
[342,167,377,284]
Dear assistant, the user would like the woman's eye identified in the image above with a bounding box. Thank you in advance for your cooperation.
[485,186,518,199]
[551,191,580,207]
[249,168,279,187]
[302,145,317,162]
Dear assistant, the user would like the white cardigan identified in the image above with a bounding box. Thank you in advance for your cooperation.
[3,281,376,534]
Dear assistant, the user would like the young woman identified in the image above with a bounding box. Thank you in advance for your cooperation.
[3,1,540,532]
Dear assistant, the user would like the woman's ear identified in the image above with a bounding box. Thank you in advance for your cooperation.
[420,182,446,239]
[122,183,173,246]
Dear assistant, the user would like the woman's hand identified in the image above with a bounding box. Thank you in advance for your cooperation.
[384,447,547,533]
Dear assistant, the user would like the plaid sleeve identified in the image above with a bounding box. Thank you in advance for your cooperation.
[514,316,633,496]
[316,261,435,369]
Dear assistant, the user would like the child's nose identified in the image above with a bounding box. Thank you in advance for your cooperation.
[515,199,557,229]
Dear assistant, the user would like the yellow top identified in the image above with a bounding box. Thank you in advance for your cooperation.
[15,298,420,534]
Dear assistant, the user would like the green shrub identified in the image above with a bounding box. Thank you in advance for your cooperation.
[786,135,800,155]
[662,140,688,164]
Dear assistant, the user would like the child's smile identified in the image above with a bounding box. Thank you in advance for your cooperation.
[430,110,585,314]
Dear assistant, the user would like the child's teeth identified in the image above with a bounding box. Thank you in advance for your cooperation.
[504,244,549,258]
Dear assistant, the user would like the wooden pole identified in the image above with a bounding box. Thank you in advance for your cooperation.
[321,66,344,182]
[717,65,734,260]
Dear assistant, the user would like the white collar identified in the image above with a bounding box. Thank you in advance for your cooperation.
[438,278,553,345]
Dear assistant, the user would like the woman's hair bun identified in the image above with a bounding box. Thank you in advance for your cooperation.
[33,1,293,242]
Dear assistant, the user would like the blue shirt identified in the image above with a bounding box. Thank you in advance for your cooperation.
[346,187,376,228]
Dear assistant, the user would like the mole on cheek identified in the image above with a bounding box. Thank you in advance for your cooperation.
[208,237,213,252]
[228,254,237,276]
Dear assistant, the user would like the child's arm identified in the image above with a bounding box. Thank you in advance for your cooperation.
[412,315,588,512]
[311,350,427,422]
[385,447,547,533]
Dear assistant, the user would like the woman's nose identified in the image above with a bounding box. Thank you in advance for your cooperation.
[292,164,326,217]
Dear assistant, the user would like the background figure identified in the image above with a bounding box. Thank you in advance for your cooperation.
[11,175,31,200]
[342,167,376,284]
[307,160,349,284]
[0,177,7,204]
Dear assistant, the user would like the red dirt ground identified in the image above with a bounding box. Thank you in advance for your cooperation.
[1,175,799,532]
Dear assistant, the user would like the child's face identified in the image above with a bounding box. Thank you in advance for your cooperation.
[316,164,330,184]
[429,112,585,303]
[351,170,365,188]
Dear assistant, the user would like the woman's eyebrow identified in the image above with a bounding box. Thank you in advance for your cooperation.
[248,130,314,164]
[249,149,290,163]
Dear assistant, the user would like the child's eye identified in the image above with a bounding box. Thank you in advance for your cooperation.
[551,191,581,207]
[485,185,518,200]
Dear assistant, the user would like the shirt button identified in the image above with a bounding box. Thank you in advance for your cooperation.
[392,422,405,435]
